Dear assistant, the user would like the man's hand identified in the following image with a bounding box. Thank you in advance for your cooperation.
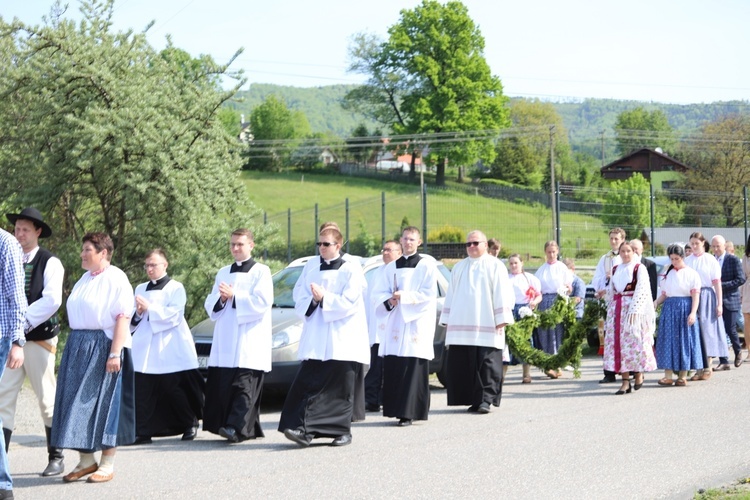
[135,295,150,315]
[7,344,23,370]
[311,283,325,302]
[219,282,234,302]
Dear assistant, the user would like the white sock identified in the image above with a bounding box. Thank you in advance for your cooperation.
[97,454,115,475]
[75,452,97,470]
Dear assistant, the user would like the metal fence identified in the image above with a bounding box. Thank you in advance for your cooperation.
[255,181,750,264]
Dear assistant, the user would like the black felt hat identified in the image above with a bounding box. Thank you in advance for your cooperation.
[6,207,52,238]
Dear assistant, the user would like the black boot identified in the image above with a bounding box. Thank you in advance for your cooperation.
[41,426,64,477]
[2,428,10,453]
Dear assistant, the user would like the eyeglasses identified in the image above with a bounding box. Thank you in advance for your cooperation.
[143,263,164,269]
[465,241,485,247]
[382,248,397,253]
[316,241,336,247]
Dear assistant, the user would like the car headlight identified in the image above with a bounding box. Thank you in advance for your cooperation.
[272,322,303,349]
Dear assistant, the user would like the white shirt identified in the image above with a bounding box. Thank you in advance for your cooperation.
[685,253,721,288]
[592,251,622,293]
[23,246,64,330]
[535,261,573,294]
[509,272,541,306]
[660,267,701,298]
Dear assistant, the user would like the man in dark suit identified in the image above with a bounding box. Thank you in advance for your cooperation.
[712,235,745,369]
[630,240,658,301]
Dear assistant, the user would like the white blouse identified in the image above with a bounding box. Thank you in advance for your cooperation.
[611,261,638,293]
[509,272,541,305]
[535,261,573,294]
[67,266,134,347]
[660,266,701,298]
[685,253,721,288]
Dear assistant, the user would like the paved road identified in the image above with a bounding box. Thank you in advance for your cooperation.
[6,355,750,499]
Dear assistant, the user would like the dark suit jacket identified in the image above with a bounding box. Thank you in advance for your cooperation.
[641,257,658,301]
[721,253,746,311]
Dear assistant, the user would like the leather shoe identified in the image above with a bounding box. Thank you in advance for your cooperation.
[397,418,412,427]
[735,352,745,368]
[87,471,114,483]
[218,426,239,443]
[283,428,311,447]
[130,435,152,445]
[599,376,617,384]
[330,434,352,447]
[365,403,381,412]
[42,457,65,477]
[0,489,13,499]
[477,402,492,414]
[62,463,98,483]
[713,364,731,372]
[182,426,198,441]
[467,405,479,413]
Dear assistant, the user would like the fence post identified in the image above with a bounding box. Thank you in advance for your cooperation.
[555,181,561,246]
[263,211,268,261]
[314,203,319,256]
[422,183,428,253]
[650,183,656,256]
[345,198,350,255]
[744,186,748,247]
[381,192,386,247]
[287,208,291,264]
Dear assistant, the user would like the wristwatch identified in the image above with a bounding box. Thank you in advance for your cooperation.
[13,338,25,347]
[108,352,120,359]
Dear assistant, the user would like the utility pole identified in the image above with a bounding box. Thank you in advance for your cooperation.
[549,125,557,244]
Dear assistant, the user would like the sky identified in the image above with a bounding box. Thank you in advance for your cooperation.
[3,0,749,104]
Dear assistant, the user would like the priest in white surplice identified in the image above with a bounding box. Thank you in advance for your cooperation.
[203,229,273,443]
[279,227,369,447]
[440,230,515,414]
[372,226,437,427]
[130,249,204,444]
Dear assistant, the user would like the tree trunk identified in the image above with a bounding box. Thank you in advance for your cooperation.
[436,157,446,186]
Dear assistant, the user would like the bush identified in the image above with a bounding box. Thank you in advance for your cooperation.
[575,248,597,259]
[427,225,465,243]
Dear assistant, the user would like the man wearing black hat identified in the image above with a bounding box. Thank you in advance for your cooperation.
[0,208,65,476]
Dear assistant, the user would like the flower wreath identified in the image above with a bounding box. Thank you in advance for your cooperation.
[505,297,606,377]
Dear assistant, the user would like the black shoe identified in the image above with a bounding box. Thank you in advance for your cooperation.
[599,376,617,384]
[330,434,352,447]
[615,380,632,395]
[397,418,412,427]
[218,426,239,443]
[0,488,13,499]
[130,435,152,445]
[41,457,64,477]
[477,402,492,414]
[182,426,198,441]
[283,428,311,447]
[365,403,381,412]
[467,405,479,413]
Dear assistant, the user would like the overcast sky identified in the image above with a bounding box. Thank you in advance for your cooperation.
[4,0,748,104]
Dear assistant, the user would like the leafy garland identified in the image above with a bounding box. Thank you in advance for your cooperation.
[505,296,606,377]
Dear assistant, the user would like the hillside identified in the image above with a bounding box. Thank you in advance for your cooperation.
[226,84,750,156]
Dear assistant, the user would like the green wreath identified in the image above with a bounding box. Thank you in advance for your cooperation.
[505,296,606,377]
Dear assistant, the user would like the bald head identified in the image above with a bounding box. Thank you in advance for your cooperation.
[711,235,726,257]
[629,239,644,256]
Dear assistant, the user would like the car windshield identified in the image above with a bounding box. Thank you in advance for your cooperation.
[273,266,304,308]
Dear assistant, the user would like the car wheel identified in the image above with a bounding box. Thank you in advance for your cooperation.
[435,355,449,388]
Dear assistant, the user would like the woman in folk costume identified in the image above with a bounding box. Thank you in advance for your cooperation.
[507,253,542,384]
[52,232,135,483]
[654,244,703,387]
[534,240,573,379]
[603,242,657,395]
[684,231,726,379]
[130,249,204,444]
[279,227,369,447]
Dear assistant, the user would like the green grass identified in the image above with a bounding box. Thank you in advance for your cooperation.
[242,170,610,265]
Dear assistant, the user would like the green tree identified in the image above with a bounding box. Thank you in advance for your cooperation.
[346,0,510,186]
[601,174,664,237]
[614,107,675,156]
[0,0,265,323]
[678,114,750,227]
[246,95,311,171]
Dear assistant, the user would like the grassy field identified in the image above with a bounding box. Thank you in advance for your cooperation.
[242,170,610,265]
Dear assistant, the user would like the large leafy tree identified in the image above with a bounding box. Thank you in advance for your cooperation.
[246,95,311,171]
[0,0,263,323]
[346,0,510,186]
[614,107,675,156]
[678,114,750,227]
[601,173,665,237]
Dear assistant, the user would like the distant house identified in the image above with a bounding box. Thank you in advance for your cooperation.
[319,148,338,165]
[601,148,689,189]
[239,114,252,144]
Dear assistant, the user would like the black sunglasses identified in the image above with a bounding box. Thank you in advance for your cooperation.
[465,241,484,247]
[316,241,336,247]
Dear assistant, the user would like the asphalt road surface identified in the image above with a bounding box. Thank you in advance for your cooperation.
[6,355,750,499]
